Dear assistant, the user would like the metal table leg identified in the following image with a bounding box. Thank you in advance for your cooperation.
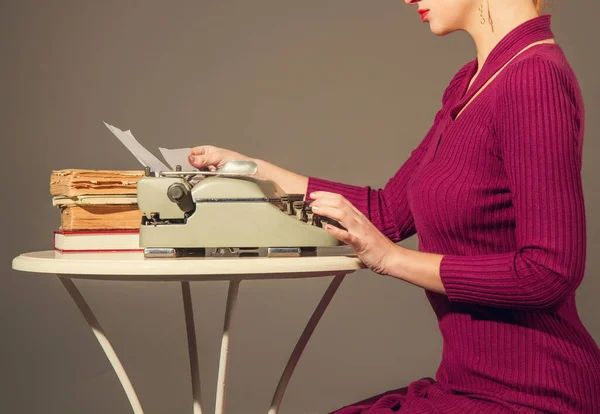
[268,273,346,414]
[182,281,204,414]
[215,277,241,414]
[58,276,144,414]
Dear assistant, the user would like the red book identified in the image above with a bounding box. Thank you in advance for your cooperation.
[53,229,142,253]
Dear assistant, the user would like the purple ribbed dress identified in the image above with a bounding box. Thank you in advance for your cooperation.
[306,15,600,413]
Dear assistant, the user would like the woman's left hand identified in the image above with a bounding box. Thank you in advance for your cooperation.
[309,191,399,275]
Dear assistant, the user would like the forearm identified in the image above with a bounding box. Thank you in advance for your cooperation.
[386,245,580,310]
[251,158,309,196]
[385,246,446,294]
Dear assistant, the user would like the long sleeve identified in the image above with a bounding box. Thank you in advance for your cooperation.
[306,65,470,242]
[306,111,440,242]
[439,57,587,310]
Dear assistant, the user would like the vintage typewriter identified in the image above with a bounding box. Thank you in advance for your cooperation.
[137,160,344,258]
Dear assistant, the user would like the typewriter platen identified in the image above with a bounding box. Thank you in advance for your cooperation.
[137,161,344,258]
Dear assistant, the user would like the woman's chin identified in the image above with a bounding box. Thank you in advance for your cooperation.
[429,23,453,37]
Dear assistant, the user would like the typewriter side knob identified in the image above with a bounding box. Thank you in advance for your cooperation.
[137,176,189,220]
[167,183,195,213]
[168,183,186,201]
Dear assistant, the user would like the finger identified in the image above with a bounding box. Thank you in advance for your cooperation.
[309,193,349,210]
[307,191,340,202]
[190,146,208,155]
[311,202,356,222]
[324,224,358,247]
[188,152,222,169]
[308,191,338,200]
[311,196,369,225]
[311,205,344,223]
[312,206,362,233]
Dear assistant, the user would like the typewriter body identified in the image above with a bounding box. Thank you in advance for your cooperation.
[137,161,342,257]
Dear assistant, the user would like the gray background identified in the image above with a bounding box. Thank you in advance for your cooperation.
[2,1,598,413]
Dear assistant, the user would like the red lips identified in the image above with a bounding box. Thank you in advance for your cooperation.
[418,9,430,22]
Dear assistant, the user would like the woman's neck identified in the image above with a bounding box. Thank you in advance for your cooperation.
[466,1,541,74]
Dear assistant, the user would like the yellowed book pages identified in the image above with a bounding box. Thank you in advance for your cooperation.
[50,169,144,197]
[52,195,138,206]
[59,204,142,231]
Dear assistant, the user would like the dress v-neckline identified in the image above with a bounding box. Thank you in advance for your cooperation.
[415,15,557,166]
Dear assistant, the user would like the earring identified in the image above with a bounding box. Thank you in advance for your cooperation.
[479,1,486,24]
[487,0,494,31]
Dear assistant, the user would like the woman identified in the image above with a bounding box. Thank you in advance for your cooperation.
[188,0,600,412]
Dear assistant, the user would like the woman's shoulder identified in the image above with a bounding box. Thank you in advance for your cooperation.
[497,44,581,97]
[510,43,572,70]
[491,43,584,128]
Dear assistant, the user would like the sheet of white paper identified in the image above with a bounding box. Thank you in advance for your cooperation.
[103,121,170,172]
[104,124,147,166]
[158,147,197,171]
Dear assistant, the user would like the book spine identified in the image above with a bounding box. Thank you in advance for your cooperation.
[54,248,144,253]
[54,229,140,235]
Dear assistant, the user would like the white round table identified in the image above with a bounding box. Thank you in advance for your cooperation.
[12,250,364,414]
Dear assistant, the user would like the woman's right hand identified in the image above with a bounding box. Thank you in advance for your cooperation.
[188,145,251,172]
[189,145,309,195]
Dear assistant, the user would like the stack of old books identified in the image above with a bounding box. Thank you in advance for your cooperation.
[50,169,145,253]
